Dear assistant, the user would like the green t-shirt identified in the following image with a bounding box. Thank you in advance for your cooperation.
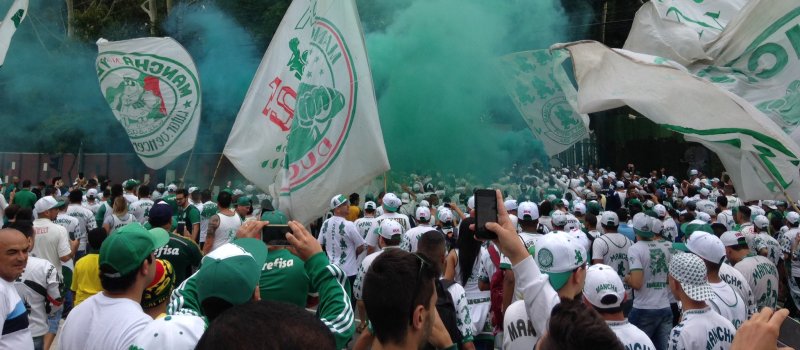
[259,249,310,308]
[162,194,178,213]
[260,210,288,225]
[155,233,203,285]
[12,189,37,209]
[177,205,201,228]
[200,202,219,219]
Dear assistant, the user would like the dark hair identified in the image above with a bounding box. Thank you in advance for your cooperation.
[539,299,624,350]
[349,193,360,205]
[201,297,235,323]
[4,204,20,221]
[196,300,336,350]
[88,228,107,251]
[175,188,189,197]
[717,196,728,207]
[416,230,446,274]
[15,208,33,221]
[616,208,629,222]
[100,255,152,293]
[539,200,553,217]
[729,243,749,251]
[585,213,597,228]
[456,217,481,286]
[737,206,751,219]
[138,185,150,198]
[201,189,212,202]
[22,179,31,188]
[110,184,124,198]
[8,220,33,238]
[217,191,232,208]
[68,189,83,204]
[363,249,436,346]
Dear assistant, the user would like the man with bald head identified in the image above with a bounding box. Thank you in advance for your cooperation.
[0,228,35,349]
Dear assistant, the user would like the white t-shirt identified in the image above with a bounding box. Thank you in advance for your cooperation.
[592,233,633,297]
[401,224,433,252]
[352,248,386,300]
[716,210,734,231]
[123,193,138,204]
[129,198,154,224]
[317,216,366,276]
[83,202,101,216]
[55,213,79,242]
[58,293,152,350]
[446,280,474,343]
[781,228,800,276]
[373,212,412,234]
[0,278,34,350]
[708,281,747,329]
[668,307,736,350]
[755,233,782,266]
[103,213,136,234]
[210,212,242,253]
[354,216,380,249]
[0,194,8,221]
[607,320,655,350]
[32,218,71,272]
[14,257,61,337]
[503,300,538,350]
[734,255,779,310]
[719,263,756,318]
[627,240,671,309]
[66,204,97,252]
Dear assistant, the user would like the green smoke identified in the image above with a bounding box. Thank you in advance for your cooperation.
[360,0,586,183]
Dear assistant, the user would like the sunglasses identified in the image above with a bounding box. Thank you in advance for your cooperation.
[408,252,434,325]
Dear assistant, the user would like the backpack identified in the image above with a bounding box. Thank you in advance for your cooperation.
[487,244,505,334]
[424,279,463,350]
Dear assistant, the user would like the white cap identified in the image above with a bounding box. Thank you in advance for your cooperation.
[364,201,377,211]
[669,253,714,302]
[699,188,710,196]
[720,231,748,247]
[551,211,568,227]
[689,169,699,176]
[330,194,349,210]
[467,196,475,210]
[419,200,430,208]
[564,214,581,231]
[615,181,624,189]
[504,199,518,211]
[696,211,711,223]
[517,201,539,221]
[167,184,178,192]
[382,193,402,212]
[753,215,769,229]
[416,207,431,222]
[130,315,206,350]
[600,211,619,227]
[245,184,255,192]
[583,264,625,309]
[786,211,800,224]
[378,220,403,240]
[686,231,726,264]
[188,186,198,194]
[573,203,586,215]
[762,200,777,210]
[534,233,587,290]
[86,188,98,198]
[34,196,64,213]
[156,183,165,190]
[437,208,454,223]
[400,192,410,204]
[654,204,667,218]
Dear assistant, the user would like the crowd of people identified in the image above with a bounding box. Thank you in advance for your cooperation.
[0,164,798,350]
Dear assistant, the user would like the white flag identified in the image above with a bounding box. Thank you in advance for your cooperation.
[225,0,389,223]
[0,0,28,68]
[561,41,800,201]
[96,37,202,169]
[499,49,589,156]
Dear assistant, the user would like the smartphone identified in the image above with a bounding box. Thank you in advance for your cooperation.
[262,225,292,246]
[176,222,185,234]
[778,314,800,349]
[474,189,498,239]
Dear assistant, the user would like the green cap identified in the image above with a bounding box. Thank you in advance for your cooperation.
[123,179,141,190]
[99,223,170,277]
[236,196,251,207]
[196,238,268,307]
[680,220,713,239]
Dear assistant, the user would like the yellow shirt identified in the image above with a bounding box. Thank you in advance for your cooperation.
[346,205,361,222]
[71,253,103,306]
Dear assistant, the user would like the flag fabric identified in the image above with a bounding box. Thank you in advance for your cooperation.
[499,49,589,156]
[0,0,28,68]
[559,41,800,201]
[96,37,202,169]
[224,0,389,224]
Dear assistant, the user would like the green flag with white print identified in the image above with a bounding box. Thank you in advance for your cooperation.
[0,0,28,68]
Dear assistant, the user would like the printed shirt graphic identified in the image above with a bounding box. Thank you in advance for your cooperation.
[720,262,757,317]
[592,233,634,297]
[668,307,736,350]
[608,320,655,350]
[96,37,201,169]
[734,255,779,311]
[66,204,98,251]
[0,278,33,349]
[317,216,365,276]
[628,241,672,309]
[258,249,310,308]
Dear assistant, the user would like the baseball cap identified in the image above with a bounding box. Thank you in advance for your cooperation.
[86,188,98,198]
[167,184,178,192]
[123,179,141,190]
[720,231,748,247]
[669,253,714,301]
[681,219,713,238]
[196,238,268,306]
[130,314,206,350]
[416,206,431,222]
[615,181,624,189]
[564,214,581,231]
[534,233,586,290]
[400,193,410,204]
[330,194,349,210]
[551,211,568,227]
[517,201,539,221]
[419,200,430,208]
[504,199,518,212]
[364,201,377,211]
[632,212,654,238]
[437,208,454,223]
[600,211,619,227]
[34,196,65,213]
[786,212,800,224]
[99,223,170,277]
[753,215,769,230]
[686,231,726,264]
[378,220,403,240]
[156,183,165,190]
[573,203,586,215]
[382,193,401,212]
[696,212,711,223]
[654,204,667,218]
[583,264,625,309]
[763,200,777,210]
[148,203,173,228]
[188,186,198,194]
[236,196,251,207]
[689,169,699,176]
[467,196,475,210]
[699,188,710,197]
[142,259,175,309]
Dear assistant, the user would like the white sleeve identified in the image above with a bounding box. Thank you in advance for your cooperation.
[0,195,7,210]
[450,284,474,341]
[58,230,72,258]
[511,256,560,338]
[347,223,365,247]
[591,238,607,261]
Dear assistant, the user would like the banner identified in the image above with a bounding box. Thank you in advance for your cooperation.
[96,37,202,169]
[499,49,589,156]
[225,0,389,223]
[0,0,28,68]
[560,41,800,201]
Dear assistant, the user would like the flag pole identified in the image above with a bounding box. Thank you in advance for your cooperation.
[180,148,195,187]
[209,153,225,190]
[383,172,387,194]
[752,152,800,212]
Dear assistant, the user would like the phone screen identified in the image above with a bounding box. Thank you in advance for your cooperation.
[176,222,185,234]
[779,315,800,349]
[474,189,498,239]
[262,225,292,246]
